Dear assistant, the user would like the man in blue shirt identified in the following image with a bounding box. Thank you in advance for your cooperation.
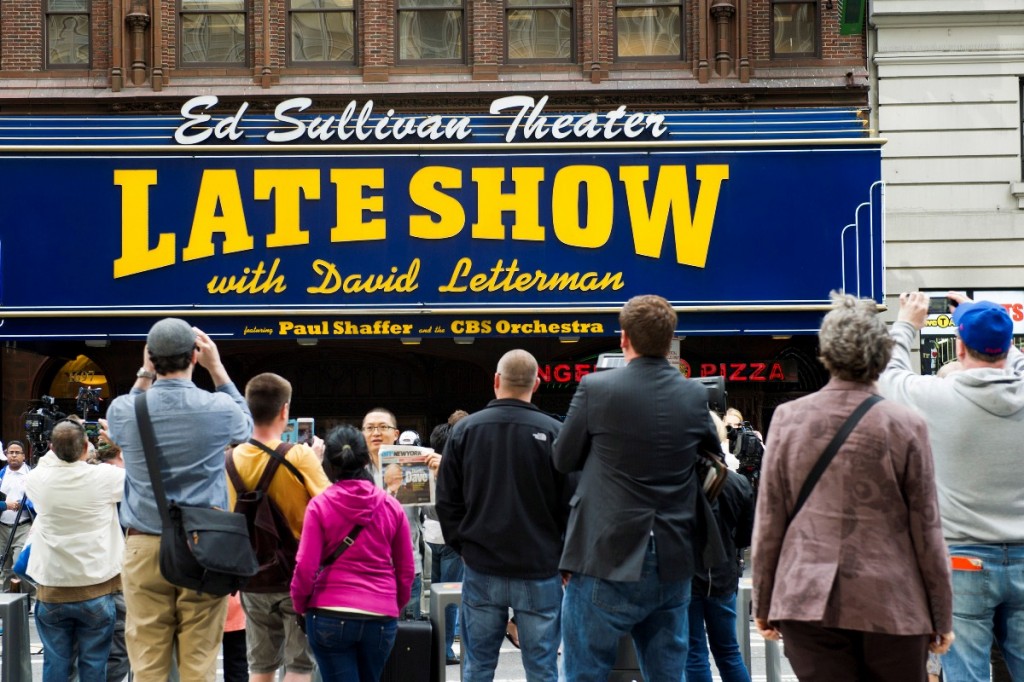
[107,318,253,682]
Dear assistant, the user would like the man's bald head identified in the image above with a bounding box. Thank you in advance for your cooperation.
[495,349,539,400]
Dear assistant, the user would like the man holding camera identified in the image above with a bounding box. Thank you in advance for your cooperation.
[879,291,1024,682]
[107,318,253,682]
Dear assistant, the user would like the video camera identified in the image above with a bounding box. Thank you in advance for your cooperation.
[23,395,66,462]
[76,386,102,418]
[727,421,764,494]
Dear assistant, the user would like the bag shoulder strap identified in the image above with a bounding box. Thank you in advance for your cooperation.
[788,394,883,526]
[247,439,304,487]
[134,391,173,528]
[318,526,365,573]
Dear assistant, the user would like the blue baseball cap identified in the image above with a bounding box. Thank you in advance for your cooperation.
[952,300,1013,355]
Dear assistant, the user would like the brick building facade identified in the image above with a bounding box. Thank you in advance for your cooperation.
[0,1,870,455]
[0,1,866,111]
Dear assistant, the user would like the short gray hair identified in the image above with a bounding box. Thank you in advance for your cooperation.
[818,292,894,383]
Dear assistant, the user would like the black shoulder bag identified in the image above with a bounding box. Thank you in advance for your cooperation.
[786,394,883,528]
[135,392,259,596]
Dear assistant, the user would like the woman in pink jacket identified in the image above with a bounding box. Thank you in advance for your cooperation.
[291,425,414,681]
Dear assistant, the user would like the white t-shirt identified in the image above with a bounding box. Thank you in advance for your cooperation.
[0,465,31,525]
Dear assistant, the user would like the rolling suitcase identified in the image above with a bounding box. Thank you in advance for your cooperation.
[381,617,435,682]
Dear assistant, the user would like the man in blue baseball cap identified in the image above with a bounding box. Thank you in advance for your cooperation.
[879,291,1024,682]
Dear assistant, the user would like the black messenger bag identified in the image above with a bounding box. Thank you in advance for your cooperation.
[135,392,258,596]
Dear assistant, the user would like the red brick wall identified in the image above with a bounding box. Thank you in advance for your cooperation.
[363,0,394,67]
[2,0,44,71]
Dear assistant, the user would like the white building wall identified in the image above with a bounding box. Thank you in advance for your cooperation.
[869,3,1024,322]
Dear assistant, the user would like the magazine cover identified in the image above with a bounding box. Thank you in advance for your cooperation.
[375,444,435,506]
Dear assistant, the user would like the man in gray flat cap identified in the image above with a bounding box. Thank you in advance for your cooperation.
[107,318,253,682]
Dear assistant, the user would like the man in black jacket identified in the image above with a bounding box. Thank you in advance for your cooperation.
[554,294,722,682]
[436,349,567,682]
[687,467,754,682]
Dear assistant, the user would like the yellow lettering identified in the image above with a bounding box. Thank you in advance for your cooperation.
[182,170,254,262]
[307,259,342,294]
[113,170,175,278]
[255,169,320,248]
[330,169,385,242]
[439,257,472,292]
[620,165,729,268]
[552,165,613,249]
[471,167,545,241]
[408,166,465,239]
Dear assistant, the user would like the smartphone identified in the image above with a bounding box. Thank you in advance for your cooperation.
[83,420,101,441]
[927,296,957,315]
[296,417,315,445]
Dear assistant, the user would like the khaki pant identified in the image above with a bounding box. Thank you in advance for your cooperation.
[122,534,227,682]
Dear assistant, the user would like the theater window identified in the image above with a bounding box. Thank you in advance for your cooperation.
[397,0,465,62]
[46,0,91,68]
[771,0,818,58]
[615,0,683,60]
[179,0,248,66]
[289,0,357,64]
[506,0,573,62]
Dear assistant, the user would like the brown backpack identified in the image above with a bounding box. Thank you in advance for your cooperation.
[225,440,305,593]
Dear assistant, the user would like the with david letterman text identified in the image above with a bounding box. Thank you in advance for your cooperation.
[206,257,625,296]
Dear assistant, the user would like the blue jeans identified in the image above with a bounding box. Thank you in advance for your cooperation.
[461,563,562,682]
[687,591,750,682]
[428,541,464,659]
[305,611,398,682]
[35,595,116,682]
[943,544,1024,682]
[561,539,691,682]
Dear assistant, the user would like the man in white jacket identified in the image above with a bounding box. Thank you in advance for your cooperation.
[25,419,125,682]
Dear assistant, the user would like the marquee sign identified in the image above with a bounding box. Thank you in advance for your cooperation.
[0,98,884,340]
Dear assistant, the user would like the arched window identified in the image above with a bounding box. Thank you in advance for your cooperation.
[47,355,109,421]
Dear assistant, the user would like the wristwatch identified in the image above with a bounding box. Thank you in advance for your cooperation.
[136,368,157,381]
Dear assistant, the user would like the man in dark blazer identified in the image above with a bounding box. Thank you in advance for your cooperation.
[554,294,721,682]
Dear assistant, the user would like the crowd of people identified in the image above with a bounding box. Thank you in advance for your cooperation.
[0,288,1020,682]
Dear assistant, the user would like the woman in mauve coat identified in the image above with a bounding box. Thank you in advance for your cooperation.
[752,293,954,682]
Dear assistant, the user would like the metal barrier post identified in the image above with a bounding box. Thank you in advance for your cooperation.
[765,635,784,682]
[0,593,32,681]
[736,579,752,673]
[429,582,462,682]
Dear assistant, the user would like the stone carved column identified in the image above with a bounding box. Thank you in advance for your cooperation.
[710,0,735,78]
[125,8,151,86]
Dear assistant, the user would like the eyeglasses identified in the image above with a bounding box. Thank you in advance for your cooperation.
[5,450,23,456]
[362,424,397,434]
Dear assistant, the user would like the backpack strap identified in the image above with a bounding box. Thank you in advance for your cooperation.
[247,439,304,487]
[225,441,295,496]
[225,451,246,495]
